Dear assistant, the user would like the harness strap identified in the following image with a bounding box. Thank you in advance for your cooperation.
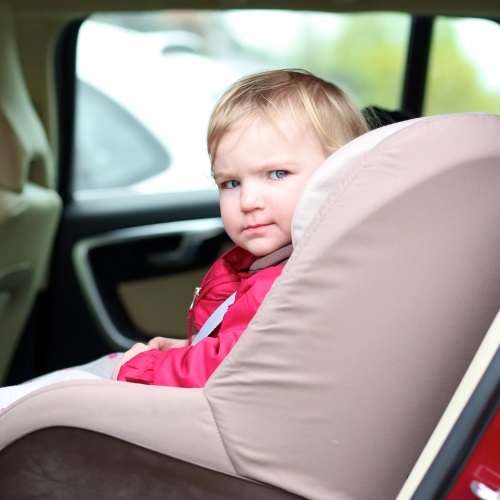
[191,292,237,346]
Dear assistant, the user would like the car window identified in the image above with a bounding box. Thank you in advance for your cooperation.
[74,80,171,190]
[72,10,411,198]
[424,17,500,116]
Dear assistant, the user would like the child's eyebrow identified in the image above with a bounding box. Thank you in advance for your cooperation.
[213,168,233,183]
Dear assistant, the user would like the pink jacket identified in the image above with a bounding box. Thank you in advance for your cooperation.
[117,245,287,388]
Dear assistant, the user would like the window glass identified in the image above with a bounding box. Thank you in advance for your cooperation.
[73,10,410,198]
[74,81,171,189]
[424,17,500,116]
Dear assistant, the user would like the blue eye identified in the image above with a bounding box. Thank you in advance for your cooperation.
[269,170,288,180]
[222,180,240,189]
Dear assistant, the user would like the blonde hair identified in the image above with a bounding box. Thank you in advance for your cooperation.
[208,69,369,167]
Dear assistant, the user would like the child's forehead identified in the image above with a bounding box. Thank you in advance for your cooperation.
[212,114,323,177]
[230,110,310,142]
[221,113,308,152]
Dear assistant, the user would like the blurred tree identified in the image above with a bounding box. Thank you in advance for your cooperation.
[229,13,500,115]
[304,14,409,110]
[256,13,410,110]
[424,18,500,115]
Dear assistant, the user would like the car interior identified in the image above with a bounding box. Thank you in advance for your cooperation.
[0,0,499,499]
[0,4,62,384]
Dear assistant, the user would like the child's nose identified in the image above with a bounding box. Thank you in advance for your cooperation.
[240,184,264,212]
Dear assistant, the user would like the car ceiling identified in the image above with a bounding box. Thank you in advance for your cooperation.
[3,0,500,17]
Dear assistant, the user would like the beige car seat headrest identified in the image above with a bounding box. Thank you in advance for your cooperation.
[292,116,419,244]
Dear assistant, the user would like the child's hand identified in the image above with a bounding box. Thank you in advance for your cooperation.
[112,342,151,380]
[147,337,188,351]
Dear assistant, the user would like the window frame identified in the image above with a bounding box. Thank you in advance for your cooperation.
[55,12,445,203]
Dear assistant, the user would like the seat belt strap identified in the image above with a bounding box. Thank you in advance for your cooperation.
[191,292,237,346]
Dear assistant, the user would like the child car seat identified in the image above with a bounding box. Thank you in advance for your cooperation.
[0,113,499,500]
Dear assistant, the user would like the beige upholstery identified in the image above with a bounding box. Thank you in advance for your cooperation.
[397,308,500,499]
[1,113,499,499]
[0,4,62,383]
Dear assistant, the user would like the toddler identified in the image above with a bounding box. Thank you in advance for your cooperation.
[112,68,369,386]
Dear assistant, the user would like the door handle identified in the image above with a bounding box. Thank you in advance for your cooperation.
[146,224,226,268]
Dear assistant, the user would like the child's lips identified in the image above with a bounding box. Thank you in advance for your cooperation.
[243,223,273,233]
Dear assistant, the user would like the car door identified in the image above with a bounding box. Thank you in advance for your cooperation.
[15,17,236,376]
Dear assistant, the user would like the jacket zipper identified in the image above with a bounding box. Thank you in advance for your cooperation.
[189,272,239,310]
[190,286,201,310]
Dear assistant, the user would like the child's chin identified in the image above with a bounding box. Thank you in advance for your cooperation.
[245,242,281,258]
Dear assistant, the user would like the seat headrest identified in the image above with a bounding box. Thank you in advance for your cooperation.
[292,112,499,245]
[0,4,54,192]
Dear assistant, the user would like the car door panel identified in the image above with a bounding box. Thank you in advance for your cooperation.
[117,269,209,339]
[117,240,234,340]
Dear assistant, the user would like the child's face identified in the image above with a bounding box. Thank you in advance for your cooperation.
[213,114,327,257]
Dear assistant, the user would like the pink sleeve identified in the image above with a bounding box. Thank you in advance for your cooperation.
[116,328,245,387]
[117,266,282,388]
